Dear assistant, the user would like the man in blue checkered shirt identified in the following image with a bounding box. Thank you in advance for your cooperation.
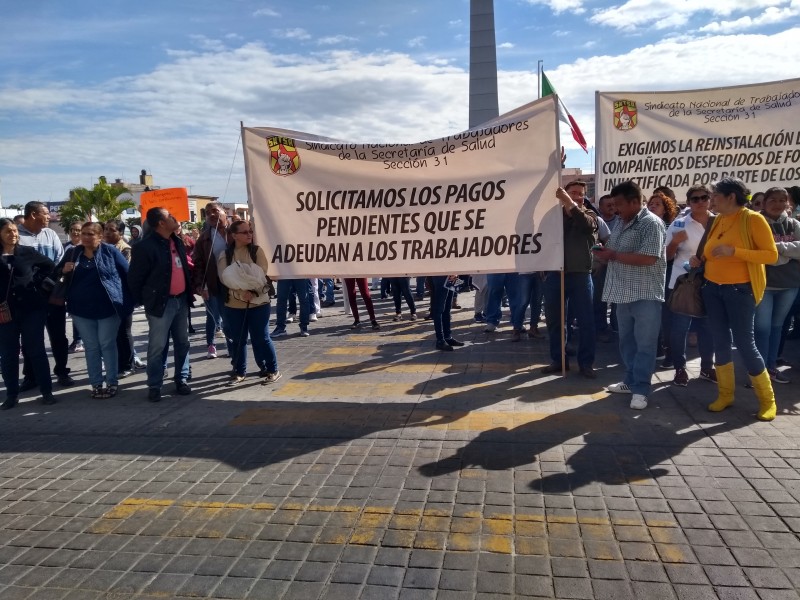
[593,181,666,411]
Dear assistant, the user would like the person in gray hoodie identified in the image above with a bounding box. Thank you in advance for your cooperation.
[754,187,800,384]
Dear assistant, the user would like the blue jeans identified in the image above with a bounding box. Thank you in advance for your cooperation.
[73,314,121,387]
[616,300,662,396]
[146,296,190,388]
[224,304,278,376]
[592,267,610,332]
[275,280,309,331]
[543,272,595,368]
[702,281,764,375]
[415,277,426,297]
[389,277,416,315]
[318,279,335,304]
[669,311,714,370]
[485,273,519,326]
[513,274,543,330]
[0,307,52,397]
[430,276,454,342]
[755,287,798,369]
[204,294,223,346]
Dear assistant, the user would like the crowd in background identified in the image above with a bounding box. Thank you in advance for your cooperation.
[1,183,798,423]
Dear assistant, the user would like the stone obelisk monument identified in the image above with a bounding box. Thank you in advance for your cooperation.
[468,0,499,128]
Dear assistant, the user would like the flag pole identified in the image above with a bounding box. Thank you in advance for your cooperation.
[537,60,543,99]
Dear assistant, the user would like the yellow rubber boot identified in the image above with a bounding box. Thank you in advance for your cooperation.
[749,369,777,421]
[708,362,735,412]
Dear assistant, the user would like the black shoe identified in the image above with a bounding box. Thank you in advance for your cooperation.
[19,378,37,393]
[579,366,597,379]
[659,359,674,369]
[0,396,18,410]
[435,340,454,351]
[371,320,380,330]
[541,362,568,374]
[41,393,57,406]
[147,388,161,403]
[321,300,336,308]
[175,381,192,396]
[57,375,75,387]
[445,338,464,347]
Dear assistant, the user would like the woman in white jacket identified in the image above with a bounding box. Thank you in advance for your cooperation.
[217,220,280,386]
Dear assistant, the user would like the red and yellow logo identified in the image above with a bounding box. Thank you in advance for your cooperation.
[613,100,637,131]
[268,136,300,176]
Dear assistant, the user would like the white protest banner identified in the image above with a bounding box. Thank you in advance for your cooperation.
[242,97,563,278]
[596,79,800,201]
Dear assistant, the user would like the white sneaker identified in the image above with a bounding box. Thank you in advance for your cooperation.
[206,344,217,359]
[286,315,295,323]
[316,310,323,318]
[309,313,318,322]
[484,323,497,332]
[299,330,310,337]
[630,394,648,410]
[607,382,632,394]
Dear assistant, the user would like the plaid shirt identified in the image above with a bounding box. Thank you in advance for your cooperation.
[602,207,666,304]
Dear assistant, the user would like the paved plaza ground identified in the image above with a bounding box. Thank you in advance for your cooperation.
[1,291,799,599]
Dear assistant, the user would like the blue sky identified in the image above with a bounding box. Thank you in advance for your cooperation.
[1,0,798,206]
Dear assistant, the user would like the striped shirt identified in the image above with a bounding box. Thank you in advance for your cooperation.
[17,224,64,263]
[602,207,666,304]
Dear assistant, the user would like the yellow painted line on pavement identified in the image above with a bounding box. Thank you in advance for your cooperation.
[91,498,679,555]
[303,362,540,375]
[229,406,622,432]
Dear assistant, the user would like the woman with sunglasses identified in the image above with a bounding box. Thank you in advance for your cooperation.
[664,185,716,387]
[701,177,778,420]
[217,220,280,386]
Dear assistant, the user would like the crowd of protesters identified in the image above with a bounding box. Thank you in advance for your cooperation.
[1,181,799,425]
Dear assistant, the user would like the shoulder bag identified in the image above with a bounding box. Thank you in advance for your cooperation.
[0,266,13,324]
[49,248,79,307]
[668,216,716,318]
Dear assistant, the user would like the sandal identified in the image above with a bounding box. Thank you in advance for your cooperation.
[105,385,118,398]
[91,385,109,399]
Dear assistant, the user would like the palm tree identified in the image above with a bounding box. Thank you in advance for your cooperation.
[59,177,136,229]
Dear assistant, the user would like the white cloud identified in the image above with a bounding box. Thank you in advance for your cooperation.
[272,28,311,40]
[591,0,788,31]
[448,20,463,27]
[317,35,358,45]
[700,3,800,33]
[253,8,280,17]
[2,28,800,203]
[498,42,515,49]
[522,0,586,14]
[408,36,426,48]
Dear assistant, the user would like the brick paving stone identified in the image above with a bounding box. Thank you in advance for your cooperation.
[714,587,761,600]
[552,576,593,599]
[592,578,635,600]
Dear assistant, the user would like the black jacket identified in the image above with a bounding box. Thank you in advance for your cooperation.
[128,232,192,318]
[0,245,56,314]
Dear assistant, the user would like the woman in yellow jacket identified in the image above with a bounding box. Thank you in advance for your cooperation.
[700,177,778,420]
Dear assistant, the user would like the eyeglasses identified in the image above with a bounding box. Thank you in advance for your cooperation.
[689,195,709,203]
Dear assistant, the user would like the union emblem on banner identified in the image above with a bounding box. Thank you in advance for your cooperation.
[268,136,301,176]
[613,100,637,131]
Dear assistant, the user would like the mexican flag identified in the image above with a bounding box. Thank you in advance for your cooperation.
[541,71,588,153]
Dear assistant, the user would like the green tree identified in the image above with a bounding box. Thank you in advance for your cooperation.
[6,203,24,212]
[59,176,136,229]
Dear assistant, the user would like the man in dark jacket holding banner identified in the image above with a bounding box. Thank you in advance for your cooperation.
[540,185,598,378]
[128,207,193,403]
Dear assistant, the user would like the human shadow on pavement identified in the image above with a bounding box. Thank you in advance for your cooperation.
[417,390,748,491]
